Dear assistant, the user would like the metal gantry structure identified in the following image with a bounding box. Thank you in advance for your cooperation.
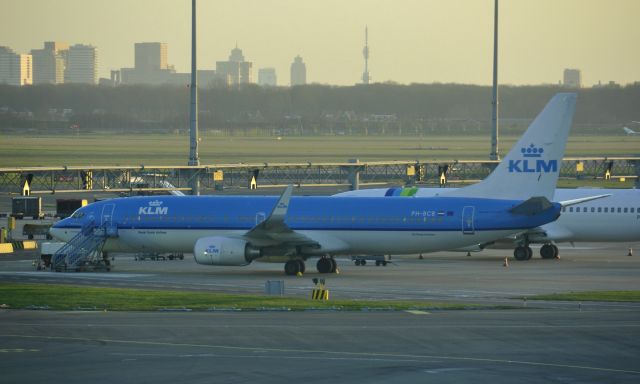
[1,157,638,195]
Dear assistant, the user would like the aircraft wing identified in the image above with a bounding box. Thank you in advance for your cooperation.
[243,185,319,247]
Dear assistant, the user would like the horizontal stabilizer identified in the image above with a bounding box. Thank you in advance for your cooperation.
[509,196,554,216]
[559,194,611,208]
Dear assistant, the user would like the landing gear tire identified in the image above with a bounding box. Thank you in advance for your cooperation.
[285,260,302,275]
[317,257,332,273]
[328,258,337,273]
[540,244,558,259]
[296,259,306,274]
[316,257,332,273]
[514,246,532,261]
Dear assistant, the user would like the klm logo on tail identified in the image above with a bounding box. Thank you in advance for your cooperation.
[508,144,558,173]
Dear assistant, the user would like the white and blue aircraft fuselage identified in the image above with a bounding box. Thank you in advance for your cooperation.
[51,93,581,274]
[52,195,561,259]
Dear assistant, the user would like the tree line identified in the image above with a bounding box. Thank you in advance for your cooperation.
[0,83,638,135]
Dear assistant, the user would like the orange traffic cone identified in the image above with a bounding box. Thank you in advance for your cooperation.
[503,257,509,267]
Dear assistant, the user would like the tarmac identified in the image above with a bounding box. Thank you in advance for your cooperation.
[0,308,638,384]
[1,242,639,383]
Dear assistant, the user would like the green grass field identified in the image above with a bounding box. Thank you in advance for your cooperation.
[528,291,640,302]
[0,133,638,167]
[0,283,487,311]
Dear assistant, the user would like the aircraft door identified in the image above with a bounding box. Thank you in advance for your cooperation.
[101,203,118,237]
[462,206,475,235]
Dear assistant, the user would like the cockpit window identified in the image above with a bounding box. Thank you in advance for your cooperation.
[71,210,85,218]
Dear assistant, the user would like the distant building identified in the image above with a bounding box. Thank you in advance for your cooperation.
[215,45,252,86]
[258,68,277,86]
[121,42,176,85]
[0,46,32,86]
[167,70,217,88]
[110,70,121,86]
[563,68,581,88]
[135,42,168,71]
[290,55,306,86]
[196,70,217,88]
[592,80,621,89]
[65,44,98,84]
[30,41,68,84]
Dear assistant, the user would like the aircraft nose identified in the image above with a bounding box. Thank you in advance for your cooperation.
[48,226,64,241]
[49,219,70,242]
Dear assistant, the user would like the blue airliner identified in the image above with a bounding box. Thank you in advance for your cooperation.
[51,93,594,275]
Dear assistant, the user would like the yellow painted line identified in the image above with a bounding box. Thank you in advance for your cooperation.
[2,334,639,375]
[0,243,14,253]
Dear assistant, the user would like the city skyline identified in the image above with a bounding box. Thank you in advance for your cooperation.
[2,0,639,86]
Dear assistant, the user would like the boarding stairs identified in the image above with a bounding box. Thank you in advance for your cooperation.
[52,221,113,272]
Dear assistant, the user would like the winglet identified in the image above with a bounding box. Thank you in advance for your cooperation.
[244,184,295,241]
[265,184,293,227]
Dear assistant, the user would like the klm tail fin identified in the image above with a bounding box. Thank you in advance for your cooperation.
[446,93,576,200]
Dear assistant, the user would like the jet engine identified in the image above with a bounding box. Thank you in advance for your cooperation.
[194,236,261,266]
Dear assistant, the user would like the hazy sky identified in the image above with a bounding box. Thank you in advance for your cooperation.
[3,0,639,86]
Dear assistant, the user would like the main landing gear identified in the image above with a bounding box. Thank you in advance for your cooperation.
[513,245,533,261]
[316,257,337,274]
[513,243,559,261]
[284,257,337,275]
[540,243,559,259]
[284,259,305,276]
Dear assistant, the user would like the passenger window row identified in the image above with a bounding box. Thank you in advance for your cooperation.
[119,215,451,224]
[562,206,638,213]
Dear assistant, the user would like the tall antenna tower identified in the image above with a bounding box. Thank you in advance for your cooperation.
[362,26,370,84]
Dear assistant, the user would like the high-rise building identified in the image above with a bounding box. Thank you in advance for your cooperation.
[30,41,69,84]
[229,46,244,62]
[290,55,306,86]
[121,42,176,85]
[258,68,277,86]
[135,42,168,71]
[0,46,32,86]
[563,68,581,88]
[215,45,252,86]
[65,44,98,84]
